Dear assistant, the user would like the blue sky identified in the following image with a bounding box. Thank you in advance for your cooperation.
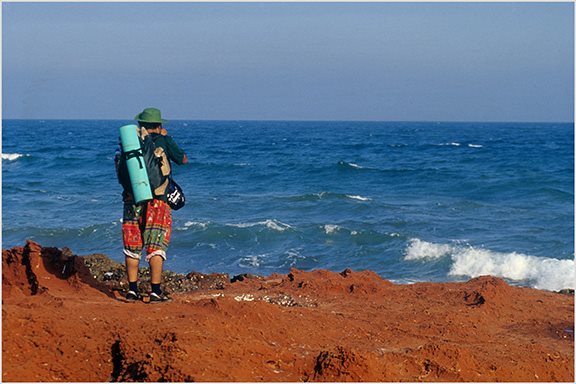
[2,2,574,122]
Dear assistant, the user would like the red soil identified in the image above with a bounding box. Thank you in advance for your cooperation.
[2,240,574,382]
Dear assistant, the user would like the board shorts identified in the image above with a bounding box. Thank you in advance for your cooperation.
[122,199,172,261]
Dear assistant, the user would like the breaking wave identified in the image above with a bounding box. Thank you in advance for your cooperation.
[404,238,574,291]
[346,195,371,201]
[286,192,371,202]
[179,219,293,234]
[436,143,483,148]
[2,153,27,161]
[227,219,293,232]
[337,161,366,170]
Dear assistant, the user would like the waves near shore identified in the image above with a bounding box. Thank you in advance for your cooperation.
[3,120,573,290]
[405,238,575,291]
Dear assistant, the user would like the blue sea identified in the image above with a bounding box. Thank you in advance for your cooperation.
[2,120,574,291]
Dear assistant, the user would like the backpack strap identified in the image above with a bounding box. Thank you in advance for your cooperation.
[123,149,144,169]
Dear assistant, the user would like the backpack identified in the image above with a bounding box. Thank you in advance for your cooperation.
[116,128,171,200]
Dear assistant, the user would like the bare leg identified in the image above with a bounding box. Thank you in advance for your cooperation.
[149,255,164,285]
[125,256,140,283]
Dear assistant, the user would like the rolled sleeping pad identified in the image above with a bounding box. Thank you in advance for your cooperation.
[119,124,153,203]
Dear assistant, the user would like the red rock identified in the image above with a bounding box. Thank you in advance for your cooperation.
[2,242,573,382]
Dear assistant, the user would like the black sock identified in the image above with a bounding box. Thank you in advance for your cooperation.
[151,283,162,295]
[129,281,139,293]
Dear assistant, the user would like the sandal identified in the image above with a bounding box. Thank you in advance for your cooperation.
[149,292,172,303]
[125,290,143,302]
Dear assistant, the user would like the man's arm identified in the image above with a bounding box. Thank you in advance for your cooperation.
[160,134,187,165]
[160,128,188,165]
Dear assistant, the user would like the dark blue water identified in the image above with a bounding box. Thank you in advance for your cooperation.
[2,120,574,290]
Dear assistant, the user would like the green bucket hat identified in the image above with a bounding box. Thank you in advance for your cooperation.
[134,107,167,124]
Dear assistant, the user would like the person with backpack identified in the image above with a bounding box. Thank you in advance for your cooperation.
[115,107,188,303]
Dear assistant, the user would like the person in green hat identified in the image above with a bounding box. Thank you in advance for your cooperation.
[116,107,188,303]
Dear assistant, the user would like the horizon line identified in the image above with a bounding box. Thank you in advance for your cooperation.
[2,118,574,125]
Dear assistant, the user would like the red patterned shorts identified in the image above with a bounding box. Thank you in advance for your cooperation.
[122,200,172,261]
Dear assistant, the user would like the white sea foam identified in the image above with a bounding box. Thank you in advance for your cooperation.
[348,163,363,169]
[324,224,340,235]
[239,255,264,268]
[284,249,305,266]
[438,143,482,148]
[2,153,26,161]
[230,222,256,229]
[184,221,210,230]
[404,238,452,260]
[346,195,371,201]
[264,219,292,231]
[229,219,292,232]
[404,238,575,291]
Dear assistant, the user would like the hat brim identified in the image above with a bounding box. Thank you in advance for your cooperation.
[134,113,167,124]
[136,118,168,123]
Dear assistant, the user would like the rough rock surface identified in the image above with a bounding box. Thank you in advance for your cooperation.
[81,253,229,294]
[2,241,574,382]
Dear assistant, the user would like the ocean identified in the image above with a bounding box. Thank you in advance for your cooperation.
[2,120,574,291]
